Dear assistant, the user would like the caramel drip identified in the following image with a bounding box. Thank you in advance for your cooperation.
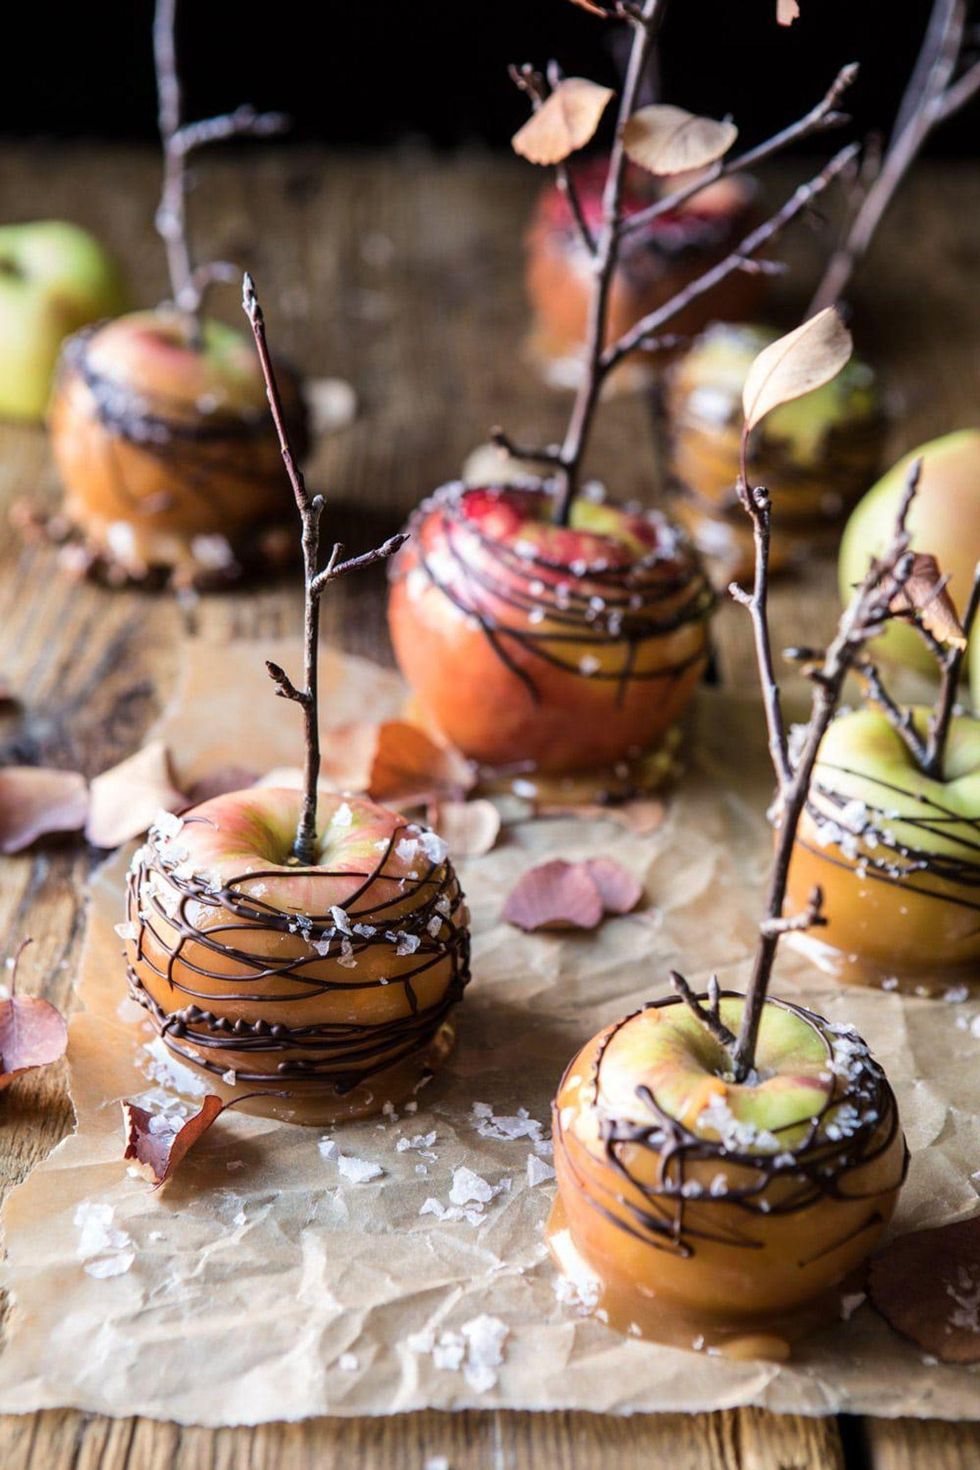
[555,994,907,1260]
[399,485,713,708]
[127,825,470,1096]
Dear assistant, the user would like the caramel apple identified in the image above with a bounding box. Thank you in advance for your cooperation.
[526,163,763,378]
[785,708,980,990]
[665,322,886,577]
[551,994,905,1349]
[124,793,469,1122]
[48,309,308,585]
[550,311,911,1352]
[387,482,714,778]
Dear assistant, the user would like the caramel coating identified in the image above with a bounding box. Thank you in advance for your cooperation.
[123,789,470,1124]
[387,483,714,776]
[552,995,905,1333]
[49,310,308,582]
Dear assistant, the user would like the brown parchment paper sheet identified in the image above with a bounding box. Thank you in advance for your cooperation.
[1,637,978,1424]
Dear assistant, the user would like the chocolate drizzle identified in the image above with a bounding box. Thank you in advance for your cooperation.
[393,482,714,709]
[126,819,470,1097]
[554,993,906,1261]
[801,764,980,915]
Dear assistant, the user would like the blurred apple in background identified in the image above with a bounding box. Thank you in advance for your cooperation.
[0,221,127,421]
[839,429,980,676]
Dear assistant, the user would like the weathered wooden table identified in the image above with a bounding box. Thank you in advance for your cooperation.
[0,143,978,1468]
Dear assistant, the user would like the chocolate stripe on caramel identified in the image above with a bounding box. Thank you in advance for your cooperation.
[395,482,714,709]
[554,993,906,1260]
[125,823,470,1097]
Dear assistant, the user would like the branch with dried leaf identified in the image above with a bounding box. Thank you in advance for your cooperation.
[154,0,288,322]
[500,0,862,524]
[242,274,407,865]
[810,0,980,313]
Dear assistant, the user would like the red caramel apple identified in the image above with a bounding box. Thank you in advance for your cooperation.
[551,994,905,1348]
[387,482,714,777]
[665,322,886,577]
[48,309,308,586]
[785,708,980,990]
[526,162,763,375]
[124,792,469,1123]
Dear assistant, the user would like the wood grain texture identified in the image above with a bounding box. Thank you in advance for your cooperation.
[0,144,978,1467]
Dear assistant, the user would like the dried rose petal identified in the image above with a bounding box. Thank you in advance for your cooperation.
[86,740,185,848]
[537,799,665,836]
[503,859,604,932]
[430,798,501,858]
[512,78,615,166]
[0,943,68,1090]
[869,1216,980,1363]
[585,857,643,914]
[890,553,967,648]
[0,767,88,854]
[122,1095,226,1188]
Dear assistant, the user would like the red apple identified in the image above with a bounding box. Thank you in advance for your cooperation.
[122,789,470,1123]
[387,481,714,777]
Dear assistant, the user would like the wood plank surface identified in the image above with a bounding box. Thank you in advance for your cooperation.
[0,143,978,1468]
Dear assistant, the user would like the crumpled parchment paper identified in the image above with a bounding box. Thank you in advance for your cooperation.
[0,638,978,1424]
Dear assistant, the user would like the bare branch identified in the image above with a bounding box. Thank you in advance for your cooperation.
[172,106,289,156]
[310,535,408,597]
[265,660,307,705]
[924,560,980,779]
[854,657,929,767]
[490,427,565,468]
[759,885,826,937]
[508,61,597,255]
[669,971,739,1054]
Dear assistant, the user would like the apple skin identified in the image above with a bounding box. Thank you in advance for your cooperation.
[665,322,885,579]
[553,993,905,1328]
[840,430,980,675]
[49,308,308,581]
[123,788,470,1122]
[0,221,127,421]
[526,162,764,366]
[785,707,980,983]
[387,482,714,775]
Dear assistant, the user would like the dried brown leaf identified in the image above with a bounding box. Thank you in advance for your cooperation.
[369,722,476,807]
[0,767,88,854]
[742,307,853,433]
[512,78,614,166]
[869,1216,980,1363]
[536,799,665,836]
[584,857,643,914]
[623,105,738,176]
[86,740,185,848]
[503,859,604,932]
[122,1095,226,1188]
[890,553,967,648]
[183,765,260,806]
[0,943,68,1090]
[430,798,501,858]
[568,0,617,13]
[777,0,800,24]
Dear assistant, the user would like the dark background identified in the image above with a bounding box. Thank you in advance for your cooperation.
[0,1,976,157]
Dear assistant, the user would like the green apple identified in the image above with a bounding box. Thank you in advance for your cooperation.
[598,996,839,1153]
[840,430,980,675]
[0,221,127,421]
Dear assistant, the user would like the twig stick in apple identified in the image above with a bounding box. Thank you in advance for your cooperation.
[809,0,980,314]
[501,0,862,526]
[924,560,980,779]
[242,273,407,866]
[153,0,288,324]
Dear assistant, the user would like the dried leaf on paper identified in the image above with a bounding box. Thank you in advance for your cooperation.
[431,798,502,858]
[86,741,184,849]
[536,798,665,836]
[503,859,604,931]
[512,78,614,166]
[0,767,88,854]
[584,857,643,914]
[742,308,852,433]
[182,765,260,806]
[869,1216,980,1363]
[369,722,475,807]
[623,105,738,176]
[122,1095,226,1189]
[889,553,967,648]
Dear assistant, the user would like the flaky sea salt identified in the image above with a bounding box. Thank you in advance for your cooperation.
[526,1154,556,1187]
[419,830,449,865]
[338,1154,384,1184]
[339,1352,359,1372]
[449,1166,497,1206]
[332,802,354,828]
[74,1201,135,1279]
